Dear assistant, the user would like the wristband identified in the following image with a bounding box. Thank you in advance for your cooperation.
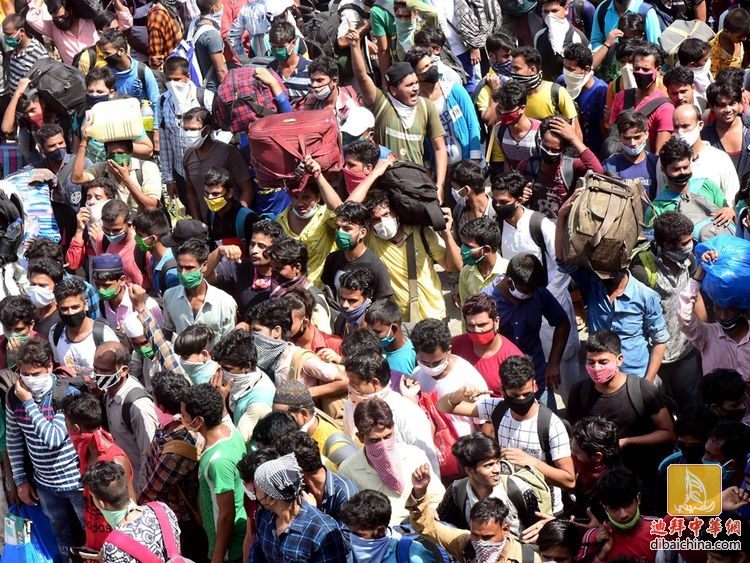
[603,43,613,49]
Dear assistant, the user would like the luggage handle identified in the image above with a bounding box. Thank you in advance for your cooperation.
[589,193,625,247]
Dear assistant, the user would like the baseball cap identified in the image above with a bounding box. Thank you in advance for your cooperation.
[340,107,376,137]
[161,219,209,248]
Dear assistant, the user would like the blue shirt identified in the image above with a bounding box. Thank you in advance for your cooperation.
[111,57,161,127]
[483,275,567,386]
[564,267,669,376]
[590,0,662,49]
[250,502,352,563]
[320,469,357,520]
[603,153,660,200]
[150,250,179,296]
[385,339,416,376]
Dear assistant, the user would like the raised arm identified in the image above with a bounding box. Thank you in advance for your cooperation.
[344,18,378,108]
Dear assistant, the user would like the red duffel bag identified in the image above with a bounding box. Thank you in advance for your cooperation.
[247,110,342,190]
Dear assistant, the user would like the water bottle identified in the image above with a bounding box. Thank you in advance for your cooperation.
[141,100,154,133]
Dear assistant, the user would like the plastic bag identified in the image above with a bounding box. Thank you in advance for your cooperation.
[1,504,56,563]
[695,234,750,309]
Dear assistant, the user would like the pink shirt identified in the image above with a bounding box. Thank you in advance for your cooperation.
[609,89,674,154]
[451,334,524,394]
[26,3,133,65]
[678,279,750,376]
[94,236,146,287]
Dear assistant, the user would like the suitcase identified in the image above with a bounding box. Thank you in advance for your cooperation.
[247,110,342,191]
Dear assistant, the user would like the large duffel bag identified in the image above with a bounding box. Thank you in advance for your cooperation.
[27,58,86,117]
[374,161,446,231]
[213,66,286,133]
[247,110,342,190]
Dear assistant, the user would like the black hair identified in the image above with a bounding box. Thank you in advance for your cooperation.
[470,497,509,525]
[674,404,716,441]
[363,189,391,216]
[490,170,526,199]
[340,490,392,530]
[450,160,485,194]
[308,55,339,79]
[615,39,643,63]
[251,411,299,446]
[411,318,451,354]
[459,216,502,252]
[84,177,120,201]
[53,276,86,303]
[343,140,380,167]
[563,42,593,69]
[653,211,695,247]
[708,420,750,464]
[196,0,216,15]
[133,208,172,239]
[663,66,694,88]
[85,65,116,90]
[97,28,128,51]
[28,257,64,284]
[452,432,501,469]
[615,109,648,134]
[246,300,292,339]
[701,369,747,408]
[494,80,527,109]
[237,447,279,483]
[174,324,215,356]
[269,20,295,44]
[364,299,402,327]
[151,371,189,415]
[707,80,742,106]
[507,253,546,290]
[212,329,258,370]
[335,201,371,228]
[413,26,446,48]
[510,46,541,71]
[101,199,130,224]
[266,238,308,273]
[280,288,315,319]
[163,56,189,76]
[405,46,432,71]
[486,32,514,54]
[344,349,391,387]
[82,461,130,507]
[275,431,323,473]
[34,123,64,147]
[500,355,536,390]
[462,293,497,320]
[183,107,214,128]
[180,383,224,429]
[572,417,621,465]
[16,338,52,368]
[252,219,286,240]
[339,268,375,299]
[595,467,640,509]
[618,11,645,34]
[0,295,36,327]
[585,329,622,355]
[24,237,64,263]
[724,6,750,34]
[341,327,381,359]
[353,397,394,435]
[633,43,664,68]
[676,38,711,66]
[2,14,27,32]
[63,393,103,430]
[176,239,210,264]
[658,137,693,168]
[537,519,582,559]
[93,10,116,31]
[204,167,231,190]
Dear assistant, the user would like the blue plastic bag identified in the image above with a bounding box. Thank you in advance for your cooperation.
[695,234,750,309]
[1,504,57,563]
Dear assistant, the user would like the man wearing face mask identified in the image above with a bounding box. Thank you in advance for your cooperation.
[440,355,575,516]
[5,338,85,560]
[603,110,660,199]
[457,218,508,307]
[475,32,515,128]
[589,0,661,56]
[302,56,361,127]
[414,26,469,87]
[534,0,589,82]
[630,212,700,413]
[189,0,228,92]
[701,421,750,490]
[408,462,539,562]
[203,167,256,249]
[268,20,310,103]
[363,299,416,375]
[26,0,132,65]
[701,369,748,423]
[174,324,220,385]
[281,290,344,363]
[677,38,713,97]
[655,104,740,204]
[95,341,158,492]
[2,14,48,95]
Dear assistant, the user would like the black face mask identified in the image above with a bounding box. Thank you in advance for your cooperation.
[722,407,747,421]
[60,310,86,328]
[290,320,307,341]
[507,393,535,416]
[677,441,705,464]
[540,146,561,165]
[494,203,516,220]
[668,172,692,186]
[53,15,74,30]
[421,66,440,84]
[104,52,122,67]
[633,71,656,91]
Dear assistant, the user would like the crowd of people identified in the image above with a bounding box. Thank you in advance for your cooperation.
[0,0,749,561]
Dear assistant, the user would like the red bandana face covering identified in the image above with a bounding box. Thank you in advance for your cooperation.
[364,433,406,495]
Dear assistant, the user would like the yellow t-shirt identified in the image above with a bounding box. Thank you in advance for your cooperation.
[458,256,509,305]
[525,81,578,121]
[710,30,744,75]
[312,414,351,471]
[277,205,336,287]
[366,225,447,322]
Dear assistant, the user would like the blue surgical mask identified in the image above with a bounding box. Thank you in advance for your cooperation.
[380,326,396,350]
[342,298,372,326]
[181,358,220,385]
[702,458,736,484]
[622,140,647,157]
[349,531,392,563]
[86,93,109,106]
[105,230,127,244]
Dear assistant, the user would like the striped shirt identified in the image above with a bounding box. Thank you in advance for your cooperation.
[5,377,82,491]
[7,39,48,95]
[269,56,311,103]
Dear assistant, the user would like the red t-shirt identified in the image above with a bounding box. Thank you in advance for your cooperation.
[451,334,523,394]
[578,517,659,563]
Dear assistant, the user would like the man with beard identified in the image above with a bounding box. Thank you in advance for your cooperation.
[27,0,132,65]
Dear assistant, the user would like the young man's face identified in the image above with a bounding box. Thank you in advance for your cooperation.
[712,95,741,125]
[366,320,395,341]
[663,158,692,188]
[667,83,694,106]
[358,422,394,447]
[487,48,511,66]
[562,59,589,76]
[335,217,365,242]
[702,436,728,465]
[604,498,639,526]
[42,134,66,156]
[502,379,535,401]
[470,518,507,543]
[585,350,622,373]
[542,1,566,19]
[176,253,203,275]
[249,233,274,266]
[344,154,373,175]
[683,52,710,69]
[86,79,111,97]
[511,56,535,76]
[289,187,320,217]
[540,546,575,563]
[388,74,420,107]
[467,457,502,489]
[4,319,32,337]
[57,294,86,317]
[464,311,497,337]
[28,273,55,291]
[102,215,130,238]
[338,287,367,312]
[94,275,125,296]
[86,187,109,205]
[619,127,647,150]
[346,370,380,396]
[270,260,300,282]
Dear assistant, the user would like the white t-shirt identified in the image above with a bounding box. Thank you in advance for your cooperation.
[656,144,739,205]
[50,322,121,378]
[411,355,488,436]
[476,396,571,513]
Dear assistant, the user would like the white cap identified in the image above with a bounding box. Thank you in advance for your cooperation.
[122,313,145,339]
[340,106,375,136]
[267,0,295,19]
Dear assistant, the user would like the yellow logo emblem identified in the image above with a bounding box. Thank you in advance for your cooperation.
[667,464,722,516]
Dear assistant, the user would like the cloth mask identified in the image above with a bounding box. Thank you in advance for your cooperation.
[135,345,155,359]
[178,269,203,289]
[572,456,609,493]
[227,370,264,412]
[691,58,712,95]
[674,126,701,147]
[181,358,220,385]
[468,329,496,347]
[418,357,450,379]
[668,172,692,187]
[540,145,561,165]
[98,501,139,530]
[633,70,657,91]
[97,285,120,301]
[60,310,86,327]
[717,314,744,331]
[135,235,154,252]
[586,362,617,384]
[421,66,439,84]
[205,195,228,213]
[491,60,512,78]
[4,34,20,49]
[47,147,67,162]
[373,217,399,240]
[510,72,542,92]
[335,230,359,251]
[349,532,393,563]
[272,46,291,62]
[544,13,570,55]
[460,244,483,266]
[86,93,109,106]
[95,366,124,391]
[342,298,372,333]
[183,129,206,150]
[472,538,507,563]
[508,280,531,300]
[452,187,467,202]
[386,93,417,129]
[364,433,406,494]
[395,18,417,55]
[620,63,636,90]
[111,153,131,167]
[27,285,55,308]
[607,507,641,531]
[343,167,368,194]
[702,458,736,484]
[660,242,693,263]
[291,205,318,220]
[494,203,516,220]
[348,385,389,406]
[20,373,53,401]
[622,141,647,157]
[563,69,593,100]
[497,110,521,126]
[87,201,106,223]
[105,231,127,244]
[311,84,332,100]
[507,393,535,416]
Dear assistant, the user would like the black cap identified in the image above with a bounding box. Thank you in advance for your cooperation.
[385,62,414,86]
[161,219,209,248]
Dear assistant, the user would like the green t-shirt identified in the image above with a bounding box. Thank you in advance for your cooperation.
[199,429,248,560]
[371,89,445,166]
[647,177,727,225]
[370,5,395,38]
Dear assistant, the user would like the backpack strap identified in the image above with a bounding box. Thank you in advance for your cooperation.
[136,61,146,90]
[528,211,549,278]
[196,87,206,108]
[122,386,152,434]
[395,536,415,563]
[573,0,585,27]
[623,88,637,110]
[638,96,670,119]
[454,477,469,520]
[51,379,70,412]
[406,233,418,322]
[536,402,553,466]
[521,543,537,563]
[288,347,318,381]
[52,322,65,346]
[92,320,106,347]
[235,207,254,240]
[624,375,645,418]
[106,530,163,563]
[636,251,658,288]
[323,432,359,467]
[418,226,434,262]
[161,439,199,461]
[551,82,561,114]
[490,400,510,438]
[146,502,180,559]
[158,257,178,292]
[560,156,575,193]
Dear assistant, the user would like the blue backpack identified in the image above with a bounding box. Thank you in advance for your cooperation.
[208,206,255,242]
[170,20,215,87]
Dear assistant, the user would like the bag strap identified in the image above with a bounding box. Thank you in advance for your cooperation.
[323,433,359,467]
[638,96,670,119]
[158,257,178,292]
[161,439,199,461]
[589,186,625,247]
[405,233,418,322]
[536,402,553,466]
[52,322,65,346]
[596,0,612,37]
[146,502,180,559]
[235,207,253,240]
[92,321,106,347]
[623,88,637,110]
[624,375,645,418]
[636,250,658,288]
[529,211,548,275]
[521,542,536,563]
[396,536,415,563]
[551,82,561,114]
[490,400,510,437]
[106,530,163,563]
[122,387,152,434]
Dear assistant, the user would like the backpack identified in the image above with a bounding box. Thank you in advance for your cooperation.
[106,502,194,563]
[447,0,502,49]
[159,88,207,129]
[525,155,576,202]
[497,210,550,283]
[208,207,254,242]
[1,168,61,244]
[502,0,538,17]
[0,187,24,265]
[631,248,659,288]
[392,523,455,563]
[69,0,103,19]
[170,20,215,87]
[72,45,100,73]
[304,1,366,59]
[673,179,736,242]
[596,0,666,36]
[27,58,86,117]
[247,110,343,191]
[213,65,286,133]
[572,0,586,30]
[6,367,86,412]
[499,460,553,529]
[135,61,167,95]
[419,392,463,483]
[563,171,646,277]
[374,161,447,231]
[658,19,715,65]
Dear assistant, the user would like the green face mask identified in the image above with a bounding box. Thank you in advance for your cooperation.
[97,285,120,301]
[135,235,154,252]
[99,501,138,529]
[178,269,204,289]
[460,243,478,266]
[4,331,29,343]
[271,46,291,62]
[135,345,155,359]
[4,36,20,49]
[111,153,132,167]
[606,506,641,530]
[335,230,358,251]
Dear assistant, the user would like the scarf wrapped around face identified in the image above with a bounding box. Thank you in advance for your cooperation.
[253,333,290,379]
[254,453,304,501]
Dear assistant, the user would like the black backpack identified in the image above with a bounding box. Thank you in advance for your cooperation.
[27,58,86,117]
[0,189,24,265]
[497,210,550,284]
[374,162,447,231]
[69,0,103,19]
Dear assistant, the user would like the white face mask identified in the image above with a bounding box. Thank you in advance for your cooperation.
[20,373,54,401]
[544,13,570,55]
[563,69,593,100]
[691,58,712,94]
[508,280,531,300]
[418,357,450,379]
[292,205,318,220]
[86,200,106,223]
[452,187,467,202]
[183,129,206,150]
[311,84,332,101]
[674,125,701,147]
[373,216,399,240]
[621,63,636,91]
[27,285,55,308]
